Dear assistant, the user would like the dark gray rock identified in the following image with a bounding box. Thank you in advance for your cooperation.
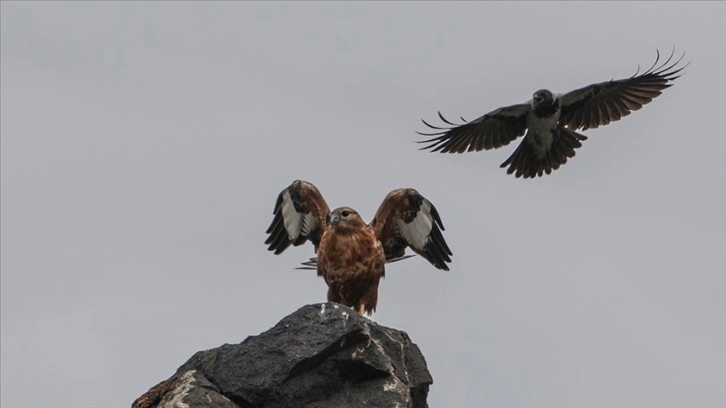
[133,303,433,408]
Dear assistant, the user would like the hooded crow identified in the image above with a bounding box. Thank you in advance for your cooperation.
[417,49,688,179]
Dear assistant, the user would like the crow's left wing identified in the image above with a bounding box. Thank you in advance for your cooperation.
[559,49,688,131]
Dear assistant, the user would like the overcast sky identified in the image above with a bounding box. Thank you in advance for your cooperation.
[2,2,725,408]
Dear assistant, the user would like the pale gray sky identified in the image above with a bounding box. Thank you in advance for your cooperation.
[1,2,725,408]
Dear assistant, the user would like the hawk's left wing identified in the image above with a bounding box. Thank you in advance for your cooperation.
[370,189,453,271]
[559,49,688,131]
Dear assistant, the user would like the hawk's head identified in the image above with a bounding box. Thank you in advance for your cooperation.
[328,207,366,230]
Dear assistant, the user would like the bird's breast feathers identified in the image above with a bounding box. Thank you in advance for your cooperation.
[526,103,561,158]
[318,227,384,280]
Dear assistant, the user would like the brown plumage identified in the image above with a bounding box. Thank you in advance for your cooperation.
[265,180,453,315]
[317,207,385,315]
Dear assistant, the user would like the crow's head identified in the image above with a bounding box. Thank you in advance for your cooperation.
[532,89,554,109]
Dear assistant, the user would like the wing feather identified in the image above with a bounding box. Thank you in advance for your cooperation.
[264,180,330,255]
[417,104,530,154]
[560,49,688,131]
[371,189,453,271]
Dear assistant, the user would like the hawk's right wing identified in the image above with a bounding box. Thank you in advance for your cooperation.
[265,180,330,255]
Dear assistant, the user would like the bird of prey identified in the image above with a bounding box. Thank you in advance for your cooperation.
[265,180,453,315]
[417,50,688,178]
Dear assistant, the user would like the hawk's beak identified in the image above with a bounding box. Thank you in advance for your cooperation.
[330,214,340,225]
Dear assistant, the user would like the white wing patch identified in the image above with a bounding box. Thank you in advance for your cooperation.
[396,200,433,250]
[281,190,318,241]
[300,212,316,237]
[281,190,302,240]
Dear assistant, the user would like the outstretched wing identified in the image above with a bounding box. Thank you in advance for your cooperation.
[265,180,330,255]
[370,189,453,271]
[559,49,688,131]
[416,104,530,153]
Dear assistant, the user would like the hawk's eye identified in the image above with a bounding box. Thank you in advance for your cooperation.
[341,210,350,217]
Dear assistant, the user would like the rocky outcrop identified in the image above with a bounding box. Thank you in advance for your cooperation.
[133,303,433,408]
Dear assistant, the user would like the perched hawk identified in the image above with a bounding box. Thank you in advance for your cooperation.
[265,180,453,315]
[418,50,688,178]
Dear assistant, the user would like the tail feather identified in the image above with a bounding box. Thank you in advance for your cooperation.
[296,254,416,270]
[500,127,587,179]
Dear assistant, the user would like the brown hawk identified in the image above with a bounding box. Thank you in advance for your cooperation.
[265,180,453,315]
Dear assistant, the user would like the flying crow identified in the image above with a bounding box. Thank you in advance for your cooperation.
[417,50,688,179]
